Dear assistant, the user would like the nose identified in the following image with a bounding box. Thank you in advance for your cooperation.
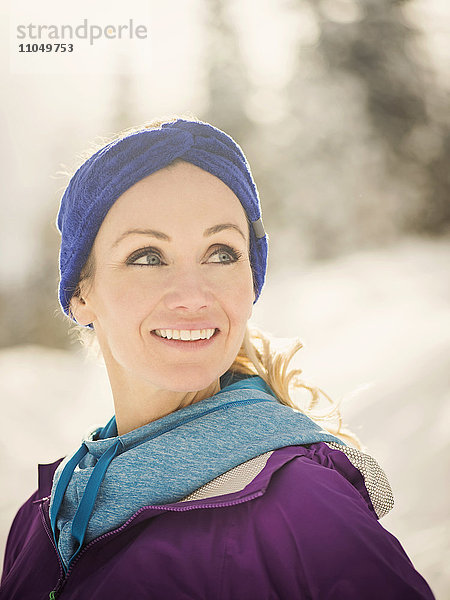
[163,267,214,313]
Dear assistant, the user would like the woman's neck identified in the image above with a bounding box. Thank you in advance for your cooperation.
[110,377,221,436]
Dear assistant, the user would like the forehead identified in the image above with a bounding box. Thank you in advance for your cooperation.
[97,161,249,236]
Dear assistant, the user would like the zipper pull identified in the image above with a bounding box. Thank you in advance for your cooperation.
[49,590,58,599]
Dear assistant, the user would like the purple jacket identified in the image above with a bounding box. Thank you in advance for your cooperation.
[1,443,435,599]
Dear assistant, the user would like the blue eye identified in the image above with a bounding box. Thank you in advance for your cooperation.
[127,248,164,266]
[208,246,243,264]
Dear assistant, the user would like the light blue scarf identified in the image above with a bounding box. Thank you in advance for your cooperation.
[50,376,344,570]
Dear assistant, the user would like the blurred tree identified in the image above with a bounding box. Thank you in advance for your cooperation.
[202,0,254,142]
[278,0,450,262]
[0,207,71,349]
[309,0,450,234]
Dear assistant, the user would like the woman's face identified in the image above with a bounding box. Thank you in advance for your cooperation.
[73,161,255,394]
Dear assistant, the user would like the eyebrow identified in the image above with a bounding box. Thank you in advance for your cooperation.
[112,223,247,247]
[204,223,246,240]
[112,228,170,247]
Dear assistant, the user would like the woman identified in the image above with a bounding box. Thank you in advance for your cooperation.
[0,117,435,599]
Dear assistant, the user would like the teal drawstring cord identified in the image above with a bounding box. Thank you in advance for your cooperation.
[50,437,122,570]
[50,444,89,536]
[69,439,121,565]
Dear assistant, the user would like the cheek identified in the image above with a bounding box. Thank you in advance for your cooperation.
[95,277,157,322]
[224,270,254,324]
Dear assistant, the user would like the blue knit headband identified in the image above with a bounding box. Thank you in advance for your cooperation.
[56,118,268,325]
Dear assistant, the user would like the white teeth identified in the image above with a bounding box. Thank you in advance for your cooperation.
[154,328,216,341]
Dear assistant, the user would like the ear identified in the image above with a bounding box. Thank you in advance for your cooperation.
[69,293,96,327]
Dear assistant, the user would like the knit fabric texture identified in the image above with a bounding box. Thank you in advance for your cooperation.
[56,118,268,324]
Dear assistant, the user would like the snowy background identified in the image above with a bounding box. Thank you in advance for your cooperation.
[1,0,449,597]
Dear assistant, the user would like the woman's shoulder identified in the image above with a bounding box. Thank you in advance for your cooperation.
[178,440,394,521]
[291,440,395,519]
[212,444,434,599]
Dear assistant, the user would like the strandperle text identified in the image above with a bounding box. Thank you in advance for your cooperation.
[16,19,148,46]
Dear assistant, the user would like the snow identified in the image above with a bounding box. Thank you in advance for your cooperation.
[1,234,448,597]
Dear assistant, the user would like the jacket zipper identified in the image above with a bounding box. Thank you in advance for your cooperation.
[39,499,65,599]
[42,490,264,598]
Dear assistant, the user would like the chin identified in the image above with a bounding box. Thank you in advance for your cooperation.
[144,365,223,394]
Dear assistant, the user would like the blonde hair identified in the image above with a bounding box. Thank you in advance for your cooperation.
[233,326,362,448]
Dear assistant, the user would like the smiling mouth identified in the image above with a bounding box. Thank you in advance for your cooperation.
[151,328,219,341]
